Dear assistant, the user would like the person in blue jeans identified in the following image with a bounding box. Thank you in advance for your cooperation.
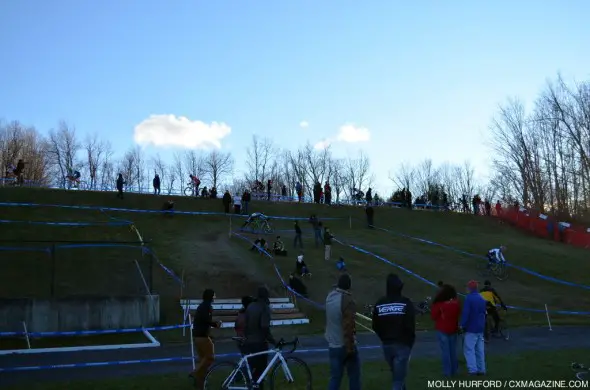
[325,274,361,390]
[372,274,416,390]
[460,280,487,375]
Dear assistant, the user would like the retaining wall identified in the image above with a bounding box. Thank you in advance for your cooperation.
[0,295,160,332]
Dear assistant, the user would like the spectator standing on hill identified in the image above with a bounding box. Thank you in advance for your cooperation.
[324,227,334,262]
[266,179,272,201]
[153,174,160,195]
[222,190,232,213]
[296,181,303,202]
[495,201,502,217]
[365,205,374,228]
[324,181,331,205]
[281,184,287,200]
[461,280,487,375]
[365,188,373,205]
[116,174,125,199]
[308,215,323,247]
[325,273,360,390]
[431,284,461,377]
[244,286,276,390]
[242,190,251,215]
[293,221,303,248]
[372,274,415,390]
[191,288,221,390]
[313,182,322,203]
[405,189,412,210]
[484,200,491,216]
[233,194,242,214]
[14,159,25,185]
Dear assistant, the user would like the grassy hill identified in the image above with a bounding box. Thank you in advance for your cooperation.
[1,186,589,338]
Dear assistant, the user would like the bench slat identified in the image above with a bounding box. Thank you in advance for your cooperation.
[219,318,310,328]
[183,297,290,305]
[182,303,294,311]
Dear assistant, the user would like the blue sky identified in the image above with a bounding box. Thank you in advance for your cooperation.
[1,1,589,194]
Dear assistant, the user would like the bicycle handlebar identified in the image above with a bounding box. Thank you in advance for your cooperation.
[275,337,299,354]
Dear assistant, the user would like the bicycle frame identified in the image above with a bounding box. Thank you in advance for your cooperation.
[223,348,293,389]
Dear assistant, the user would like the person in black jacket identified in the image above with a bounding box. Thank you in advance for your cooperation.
[293,221,303,248]
[372,274,415,390]
[153,174,160,195]
[243,286,276,390]
[191,289,221,390]
[116,174,125,199]
[366,206,374,228]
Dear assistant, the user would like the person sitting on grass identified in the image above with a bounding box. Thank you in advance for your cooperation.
[289,273,308,297]
[250,237,268,254]
[336,257,346,272]
[273,236,288,256]
[295,252,311,277]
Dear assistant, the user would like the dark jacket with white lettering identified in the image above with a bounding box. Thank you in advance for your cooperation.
[371,274,416,347]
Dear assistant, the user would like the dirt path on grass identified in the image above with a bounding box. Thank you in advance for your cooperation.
[1,326,588,387]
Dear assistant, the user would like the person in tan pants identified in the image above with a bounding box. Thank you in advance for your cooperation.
[191,289,221,390]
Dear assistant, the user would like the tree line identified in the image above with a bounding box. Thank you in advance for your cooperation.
[2,73,589,217]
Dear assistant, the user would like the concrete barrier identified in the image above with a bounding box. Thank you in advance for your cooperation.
[0,295,159,333]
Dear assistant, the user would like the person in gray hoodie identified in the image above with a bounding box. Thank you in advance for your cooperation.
[325,274,361,390]
[372,274,416,390]
[243,286,276,390]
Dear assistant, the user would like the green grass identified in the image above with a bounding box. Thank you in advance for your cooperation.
[4,349,588,389]
[1,186,589,338]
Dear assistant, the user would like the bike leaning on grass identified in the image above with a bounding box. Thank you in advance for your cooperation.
[204,337,311,390]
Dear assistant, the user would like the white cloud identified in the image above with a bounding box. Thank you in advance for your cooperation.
[313,139,332,150]
[299,121,309,128]
[134,114,231,149]
[336,124,370,143]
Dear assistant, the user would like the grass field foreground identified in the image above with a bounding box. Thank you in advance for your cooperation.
[3,349,588,390]
[1,186,589,338]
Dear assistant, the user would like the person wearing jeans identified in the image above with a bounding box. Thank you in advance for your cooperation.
[461,280,487,375]
[431,284,461,377]
[324,227,334,261]
[372,274,416,390]
[325,274,361,390]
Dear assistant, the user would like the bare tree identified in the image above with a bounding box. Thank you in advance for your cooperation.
[454,161,477,200]
[203,150,234,189]
[184,151,206,182]
[45,121,80,187]
[83,134,108,190]
[152,154,176,194]
[390,162,415,194]
[118,147,138,190]
[342,151,372,200]
[245,135,275,184]
[0,120,48,184]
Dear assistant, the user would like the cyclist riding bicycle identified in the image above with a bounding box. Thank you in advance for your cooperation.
[189,174,201,187]
[480,280,507,336]
[241,212,268,229]
[486,246,507,270]
[67,170,81,185]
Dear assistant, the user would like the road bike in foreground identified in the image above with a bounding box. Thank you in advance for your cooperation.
[204,337,311,390]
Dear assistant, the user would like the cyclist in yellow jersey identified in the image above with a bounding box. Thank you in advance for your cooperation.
[480,280,507,336]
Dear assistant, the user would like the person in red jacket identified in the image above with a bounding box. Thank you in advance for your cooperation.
[431,284,461,377]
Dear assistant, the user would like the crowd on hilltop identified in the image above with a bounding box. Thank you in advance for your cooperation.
[189,275,505,390]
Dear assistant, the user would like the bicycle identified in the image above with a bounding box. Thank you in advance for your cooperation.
[204,337,312,390]
[245,218,273,234]
[485,307,509,341]
[63,176,87,191]
[571,362,589,380]
[480,260,509,281]
[184,183,199,197]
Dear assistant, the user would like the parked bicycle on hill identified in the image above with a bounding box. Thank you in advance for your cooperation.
[204,337,311,389]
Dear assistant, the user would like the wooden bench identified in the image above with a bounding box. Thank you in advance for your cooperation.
[181,297,310,328]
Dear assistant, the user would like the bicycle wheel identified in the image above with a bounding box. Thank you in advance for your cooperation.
[269,356,312,390]
[498,317,509,340]
[184,186,193,197]
[576,371,588,381]
[493,263,509,281]
[263,222,273,234]
[204,361,250,390]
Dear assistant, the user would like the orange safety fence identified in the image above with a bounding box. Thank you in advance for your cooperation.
[490,206,590,250]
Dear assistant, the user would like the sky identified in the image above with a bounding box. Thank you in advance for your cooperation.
[1,1,589,195]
